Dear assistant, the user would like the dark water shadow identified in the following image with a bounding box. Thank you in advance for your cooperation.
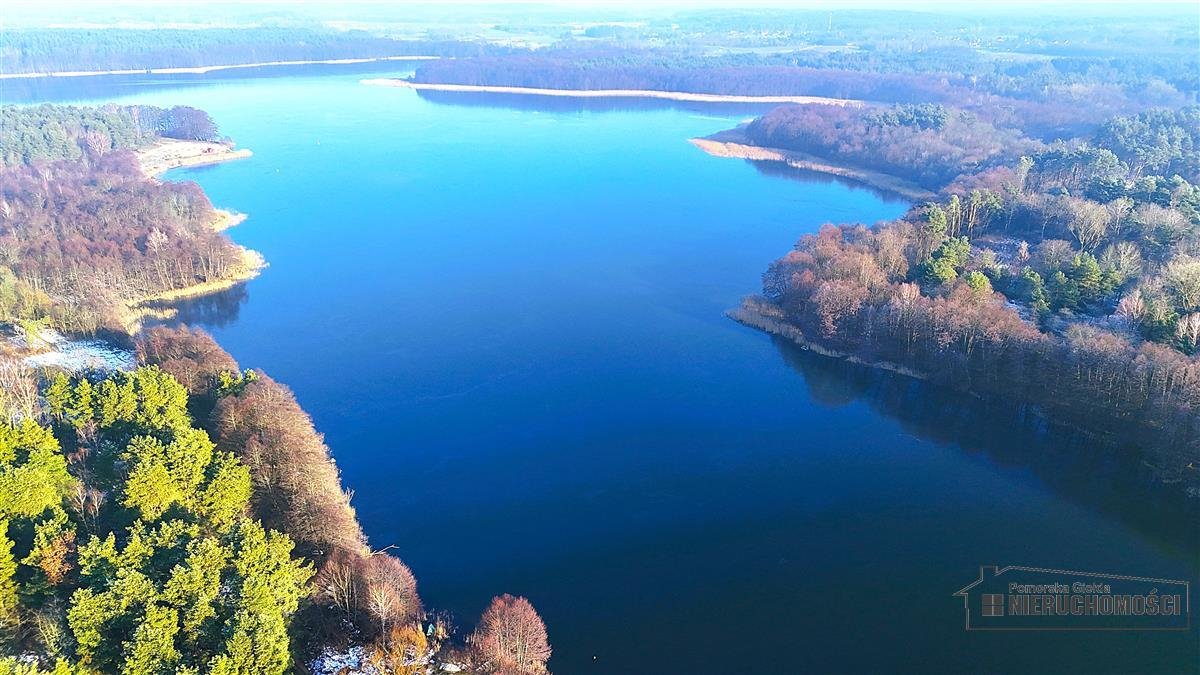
[748,156,912,205]
[0,60,419,104]
[771,336,1200,565]
[143,282,248,330]
[412,88,780,117]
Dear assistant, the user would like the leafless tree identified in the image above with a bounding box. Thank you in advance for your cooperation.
[360,554,420,639]
[0,357,38,422]
[471,594,551,675]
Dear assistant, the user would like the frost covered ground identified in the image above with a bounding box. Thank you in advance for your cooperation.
[8,328,135,372]
[308,646,458,675]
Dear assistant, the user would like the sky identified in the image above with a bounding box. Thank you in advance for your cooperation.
[7,0,1198,11]
[4,0,1195,28]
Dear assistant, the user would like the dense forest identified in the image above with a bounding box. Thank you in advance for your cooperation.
[407,25,1197,140]
[0,28,496,74]
[0,328,552,673]
[0,105,241,333]
[734,100,1200,470]
[0,104,221,167]
[744,103,1032,190]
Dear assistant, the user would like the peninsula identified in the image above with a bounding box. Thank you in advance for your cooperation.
[136,138,253,176]
[691,127,935,201]
[362,77,865,106]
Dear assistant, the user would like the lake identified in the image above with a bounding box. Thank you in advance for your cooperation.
[11,65,1198,673]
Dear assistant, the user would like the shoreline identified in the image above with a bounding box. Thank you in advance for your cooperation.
[136,139,253,177]
[362,77,865,106]
[0,55,438,80]
[123,144,261,333]
[690,128,935,201]
[730,297,1196,485]
[727,298,927,380]
[211,208,248,232]
[120,247,265,334]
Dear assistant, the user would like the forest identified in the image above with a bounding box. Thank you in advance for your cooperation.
[0,100,552,674]
[0,104,221,166]
[1,28,496,75]
[735,101,1200,470]
[3,6,1198,670]
[405,11,1197,141]
[744,103,1033,190]
[0,327,552,674]
[0,105,241,334]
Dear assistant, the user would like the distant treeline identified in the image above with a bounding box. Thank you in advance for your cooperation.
[413,55,953,102]
[410,42,1196,139]
[1,28,497,74]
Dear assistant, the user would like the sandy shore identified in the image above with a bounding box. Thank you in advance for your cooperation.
[1,55,438,80]
[690,128,934,201]
[363,78,865,106]
[136,139,253,177]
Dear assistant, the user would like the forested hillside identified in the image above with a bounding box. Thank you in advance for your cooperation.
[0,104,220,166]
[0,330,552,674]
[0,101,553,673]
[735,101,1200,468]
[408,21,1197,139]
[0,105,244,334]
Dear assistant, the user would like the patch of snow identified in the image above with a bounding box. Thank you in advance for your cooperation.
[309,646,378,675]
[9,328,135,373]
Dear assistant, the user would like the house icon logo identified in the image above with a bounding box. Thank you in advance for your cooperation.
[954,565,1190,631]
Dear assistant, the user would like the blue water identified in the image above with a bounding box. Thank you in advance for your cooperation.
[16,68,1198,673]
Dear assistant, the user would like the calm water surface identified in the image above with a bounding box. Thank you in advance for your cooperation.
[14,67,1198,673]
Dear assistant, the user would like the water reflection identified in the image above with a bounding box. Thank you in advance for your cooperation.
[772,336,1200,564]
[0,61,420,104]
[412,88,780,117]
[146,282,248,329]
[749,157,911,204]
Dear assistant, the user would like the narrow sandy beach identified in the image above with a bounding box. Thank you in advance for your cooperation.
[136,139,253,177]
[363,78,865,106]
[690,129,935,201]
[0,55,438,80]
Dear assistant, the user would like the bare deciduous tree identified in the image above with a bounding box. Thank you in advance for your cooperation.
[471,594,552,675]
[360,554,420,638]
[1176,313,1200,352]
[1065,197,1109,251]
[1162,256,1200,312]
[0,357,38,422]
